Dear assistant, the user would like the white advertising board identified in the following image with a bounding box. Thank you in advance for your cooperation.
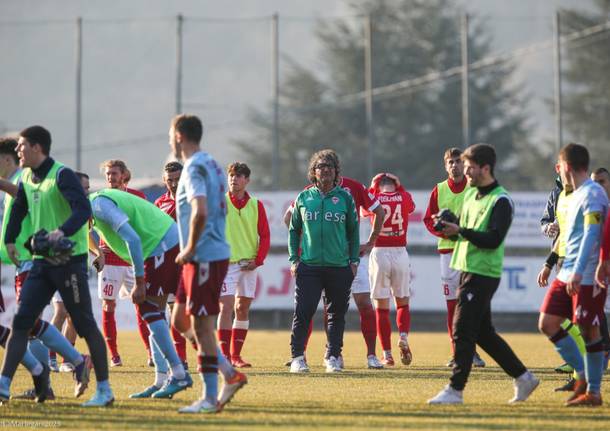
[245,254,550,312]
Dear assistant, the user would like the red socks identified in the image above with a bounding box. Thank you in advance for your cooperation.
[359,305,377,356]
[217,329,232,358]
[136,311,151,356]
[304,319,314,350]
[231,328,248,359]
[376,308,392,351]
[102,310,119,357]
[396,304,411,334]
[171,325,187,362]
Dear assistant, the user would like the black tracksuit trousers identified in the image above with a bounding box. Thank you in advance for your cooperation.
[290,263,353,359]
[450,272,527,391]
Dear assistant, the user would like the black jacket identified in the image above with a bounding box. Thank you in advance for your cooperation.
[540,176,563,238]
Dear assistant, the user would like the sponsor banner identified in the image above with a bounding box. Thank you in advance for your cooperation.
[256,190,550,248]
[1,254,566,328]
[246,254,550,312]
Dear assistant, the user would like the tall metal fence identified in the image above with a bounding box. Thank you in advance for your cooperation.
[1,9,609,189]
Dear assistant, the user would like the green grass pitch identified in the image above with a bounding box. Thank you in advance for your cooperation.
[1,330,609,430]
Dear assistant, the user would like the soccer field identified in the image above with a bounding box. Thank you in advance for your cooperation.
[2,330,610,430]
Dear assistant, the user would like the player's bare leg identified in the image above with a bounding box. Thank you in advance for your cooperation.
[63,316,77,345]
[172,302,198,350]
[171,303,200,373]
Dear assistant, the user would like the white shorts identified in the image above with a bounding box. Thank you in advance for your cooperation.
[98,265,135,301]
[220,263,258,298]
[369,247,410,300]
[440,252,460,300]
[351,255,370,294]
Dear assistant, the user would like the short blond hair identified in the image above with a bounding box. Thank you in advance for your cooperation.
[100,159,128,174]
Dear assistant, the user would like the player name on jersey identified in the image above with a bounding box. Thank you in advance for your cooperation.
[378,194,405,203]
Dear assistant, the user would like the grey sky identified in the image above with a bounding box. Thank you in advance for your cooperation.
[0,0,594,188]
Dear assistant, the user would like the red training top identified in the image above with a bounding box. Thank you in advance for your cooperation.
[154,191,176,220]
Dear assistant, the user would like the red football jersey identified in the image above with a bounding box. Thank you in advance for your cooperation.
[100,187,147,266]
[337,177,379,219]
[154,191,176,220]
[373,189,415,247]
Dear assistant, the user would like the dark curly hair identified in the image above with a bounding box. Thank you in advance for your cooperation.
[163,161,183,173]
[307,149,340,186]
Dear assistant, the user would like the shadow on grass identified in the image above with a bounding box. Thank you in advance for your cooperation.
[4,395,610,431]
[246,366,565,384]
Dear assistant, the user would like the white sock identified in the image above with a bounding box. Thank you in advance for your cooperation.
[232,319,249,330]
[171,362,186,380]
[449,385,463,394]
[383,350,392,358]
[518,370,534,381]
[216,347,236,379]
[154,372,167,387]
